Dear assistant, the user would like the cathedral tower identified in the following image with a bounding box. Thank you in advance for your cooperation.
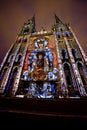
[0,15,87,98]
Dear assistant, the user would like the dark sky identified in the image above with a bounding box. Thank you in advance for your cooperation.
[0,0,87,64]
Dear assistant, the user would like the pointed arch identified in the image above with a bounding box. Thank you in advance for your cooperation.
[5,66,18,94]
[8,54,15,63]
[63,62,75,96]
[0,67,8,85]
[22,38,27,43]
[18,38,21,43]
[64,31,70,37]
[76,61,87,86]
[15,53,22,62]
[71,48,78,59]
[57,32,61,38]
[61,49,68,59]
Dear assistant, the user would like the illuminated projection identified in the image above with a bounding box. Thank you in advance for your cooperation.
[0,15,87,98]
[21,35,58,98]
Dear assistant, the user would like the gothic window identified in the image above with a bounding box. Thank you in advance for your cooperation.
[8,54,14,63]
[18,54,22,62]
[24,28,29,34]
[57,32,61,38]
[18,38,21,43]
[63,62,75,96]
[61,49,68,59]
[77,61,87,85]
[15,53,22,62]
[5,67,18,93]
[22,24,29,34]
[71,48,78,59]
[23,38,27,43]
[60,28,63,32]
[64,31,70,37]
[0,67,8,83]
[63,63,72,85]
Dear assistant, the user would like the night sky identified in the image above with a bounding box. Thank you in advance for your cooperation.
[0,0,87,64]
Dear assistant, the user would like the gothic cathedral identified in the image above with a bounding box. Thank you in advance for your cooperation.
[0,15,87,98]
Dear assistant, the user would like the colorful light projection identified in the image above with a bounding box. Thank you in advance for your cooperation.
[21,35,59,98]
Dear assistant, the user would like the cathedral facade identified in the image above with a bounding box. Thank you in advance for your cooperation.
[0,15,87,98]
